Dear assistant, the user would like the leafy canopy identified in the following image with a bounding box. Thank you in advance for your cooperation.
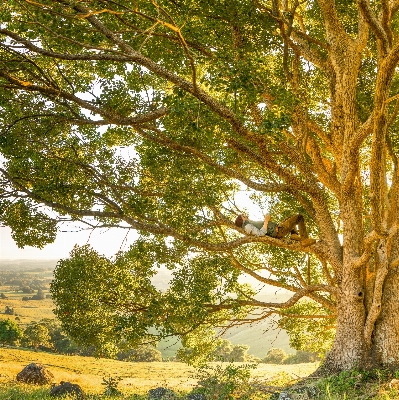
[3,0,393,363]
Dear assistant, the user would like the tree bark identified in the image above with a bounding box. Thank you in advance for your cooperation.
[372,265,399,366]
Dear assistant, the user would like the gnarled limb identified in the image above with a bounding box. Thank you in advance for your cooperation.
[364,240,389,348]
[357,0,390,55]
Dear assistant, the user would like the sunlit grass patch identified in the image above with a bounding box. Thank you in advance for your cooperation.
[0,348,321,398]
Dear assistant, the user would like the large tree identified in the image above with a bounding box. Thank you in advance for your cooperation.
[1,0,399,373]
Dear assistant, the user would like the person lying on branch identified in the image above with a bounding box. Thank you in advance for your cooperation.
[234,213,316,247]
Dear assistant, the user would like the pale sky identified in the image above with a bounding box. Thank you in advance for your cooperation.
[0,225,138,260]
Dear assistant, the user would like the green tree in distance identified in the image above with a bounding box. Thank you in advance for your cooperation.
[262,348,287,364]
[23,323,51,352]
[31,288,45,300]
[0,319,23,346]
[1,0,399,373]
[117,344,163,362]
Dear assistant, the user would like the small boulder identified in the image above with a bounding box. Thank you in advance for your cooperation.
[148,386,176,399]
[16,363,54,385]
[50,381,85,398]
[270,385,319,400]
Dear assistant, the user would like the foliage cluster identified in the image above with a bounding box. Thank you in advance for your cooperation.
[177,338,260,365]
[101,376,123,397]
[116,345,162,362]
[193,362,265,399]
[261,348,318,365]
[0,319,22,347]
[22,288,46,302]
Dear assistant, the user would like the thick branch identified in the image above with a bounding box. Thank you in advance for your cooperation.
[381,0,393,48]
[207,284,337,311]
[352,230,380,268]
[0,166,336,260]
[357,0,390,54]
[255,0,328,70]
[316,0,348,40]
[363,240,389,348]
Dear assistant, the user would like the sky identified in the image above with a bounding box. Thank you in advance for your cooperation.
[0,225,138,261]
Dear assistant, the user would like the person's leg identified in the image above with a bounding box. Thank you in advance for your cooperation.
[296,215,309,239]
[275,214,306,238]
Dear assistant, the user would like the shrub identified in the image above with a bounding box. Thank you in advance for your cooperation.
[23,323,51,351]
[0,319,23,346]
[283,350,319,364]
[20,287,35,294]
[31,289,45,300]
[194,362,260,399]
[101,376,122,396]
[262,348,287,364]
[117,344,162,362]
[4,306,14,315]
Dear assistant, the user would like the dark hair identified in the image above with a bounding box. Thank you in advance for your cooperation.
[234,215,244,227]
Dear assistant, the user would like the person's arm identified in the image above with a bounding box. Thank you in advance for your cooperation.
[263,213,271,230]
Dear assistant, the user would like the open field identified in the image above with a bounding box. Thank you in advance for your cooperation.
[0,348,318,396]
[0,297,54,326]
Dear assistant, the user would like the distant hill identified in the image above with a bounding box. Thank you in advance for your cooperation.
[0,259,58,271]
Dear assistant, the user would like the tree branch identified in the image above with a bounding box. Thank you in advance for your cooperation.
[352,230,380,268]
[0,70,167,125]
[381,0,393,48]
[0,29,131,61]
[357,0,390,54]
[206,284,336,311]
[364,240,389,348]
[229,255,337,311]
[316,0,348,40]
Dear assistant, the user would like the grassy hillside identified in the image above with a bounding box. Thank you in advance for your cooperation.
[0,348,318,396]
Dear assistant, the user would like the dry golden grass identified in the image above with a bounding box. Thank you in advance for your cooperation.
[0,296,55,325]
[0,348,318,395]
[0,348,197,394]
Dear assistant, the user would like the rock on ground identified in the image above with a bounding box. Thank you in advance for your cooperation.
[148,387,177,399]
[50,381,85,399]
[16,363,54,385]
[270,385,320,400]
[186,393,206,400]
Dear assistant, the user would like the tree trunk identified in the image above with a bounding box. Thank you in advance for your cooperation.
[320,264,367,372]
[372,266,399,366]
